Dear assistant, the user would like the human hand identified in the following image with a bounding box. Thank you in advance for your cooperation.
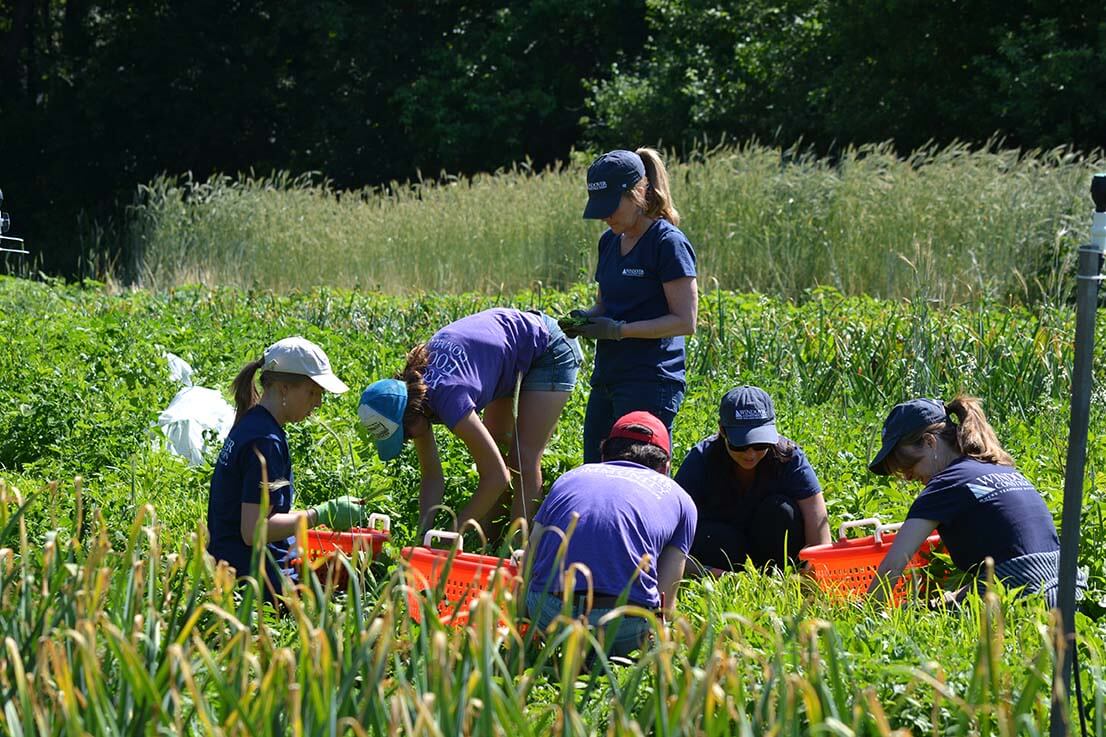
[558,309,592,338]
[311,496,366,531]
[575,316,624,341]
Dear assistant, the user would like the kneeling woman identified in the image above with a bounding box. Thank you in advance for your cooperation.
[208,337,365,602]
[867,396,1077,605]
[675,386,830,573]
[359,308,582,533]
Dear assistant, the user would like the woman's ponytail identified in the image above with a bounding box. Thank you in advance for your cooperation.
[231,357,265,427]
[635,147,680,226]
[946,396,1014,466]
[397,344,431,428]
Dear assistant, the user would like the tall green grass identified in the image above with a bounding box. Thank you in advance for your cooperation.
[126,142,1102,302]
[1,479,1102,735]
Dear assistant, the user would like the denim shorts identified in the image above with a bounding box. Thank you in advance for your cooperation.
[525,589,652,658]
[521,313,584,393]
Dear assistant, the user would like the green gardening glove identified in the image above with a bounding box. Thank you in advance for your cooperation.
[311,496,365,531]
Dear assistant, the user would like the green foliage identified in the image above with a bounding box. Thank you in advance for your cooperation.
[1,278,1105,732]
[584,0,1106,156]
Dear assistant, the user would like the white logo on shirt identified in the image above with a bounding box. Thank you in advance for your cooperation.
[425,336,471,390]
[622,268,645,277]
[217,438,235,466]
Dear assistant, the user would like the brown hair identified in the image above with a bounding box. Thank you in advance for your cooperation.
[230,357,309,426]
[601,431,670,471]
[888,395,1014,472]
[396,343,432,434]
[626,147,680,225]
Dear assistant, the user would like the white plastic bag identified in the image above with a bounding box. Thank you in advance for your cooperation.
[164,352,194,387]
[154,386,235,466]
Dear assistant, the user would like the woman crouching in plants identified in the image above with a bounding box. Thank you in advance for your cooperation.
[359,307,582,535]
[674,386,830,575]
[207,337,365,603]
[866,396,1082,606]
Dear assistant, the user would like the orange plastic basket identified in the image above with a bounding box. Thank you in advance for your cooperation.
[301,513,391,587]
[799,518,943,604]
[401,530,520,627]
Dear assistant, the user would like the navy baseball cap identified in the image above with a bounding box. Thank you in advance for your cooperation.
[358,379,408,461]
[719,386,778,447]
[868,398,947,475]
[583,150,645,219]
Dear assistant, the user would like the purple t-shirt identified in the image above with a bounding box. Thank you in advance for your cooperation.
[425,308,550,429]
[528,461,698,609]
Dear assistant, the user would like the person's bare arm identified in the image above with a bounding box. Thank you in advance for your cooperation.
[412,429,446,530]
[451,410,512,530]
[240,503,312,545]
[619,277,698,339]
[797,493,831,547]
[867,518,938,602]
[656,545,689,614]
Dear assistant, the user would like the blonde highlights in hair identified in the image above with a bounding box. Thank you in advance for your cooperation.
[626,147,680,225]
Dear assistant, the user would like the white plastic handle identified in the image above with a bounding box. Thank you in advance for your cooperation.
[837,517,882,541]
[509,549,524,567]
[874,522,903,545]
[366,513,391,532]
[423,529,463,552]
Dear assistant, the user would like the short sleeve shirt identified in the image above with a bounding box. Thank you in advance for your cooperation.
[207,405,295,577]
[528,461,698,609]
[907,457,1059,571]
[674,435,821,529]
[592,219,697,387]
[425,308,549,429]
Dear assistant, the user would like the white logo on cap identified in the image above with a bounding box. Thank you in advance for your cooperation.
[733,408,765,419]
[358,405,399,440]
[587,181,608,191]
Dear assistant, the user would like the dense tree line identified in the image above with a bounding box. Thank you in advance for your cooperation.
[1,0,1102,275]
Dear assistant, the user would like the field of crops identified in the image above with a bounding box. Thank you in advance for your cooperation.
[2,275,1105,735]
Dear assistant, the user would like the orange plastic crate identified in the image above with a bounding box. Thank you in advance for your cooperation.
[301,513,391,587]
[799,518,942,604]
[402,530,520,627]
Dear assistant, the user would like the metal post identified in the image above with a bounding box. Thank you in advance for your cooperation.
[1050,174,1106,737]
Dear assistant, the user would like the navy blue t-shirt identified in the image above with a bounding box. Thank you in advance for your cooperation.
[592,218,697,387]
[207,405,296,579]
[674,434,821,528]
[907,457,1059,572]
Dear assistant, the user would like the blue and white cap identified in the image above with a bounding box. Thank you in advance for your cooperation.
[583,150,645,219]
[868,398,948,475]
[719,386,778,447]
[358,379,407,461]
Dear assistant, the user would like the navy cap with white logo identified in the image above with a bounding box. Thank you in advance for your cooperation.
[583,150,645,219]
[868,398,948,475]
[719,386,778,448]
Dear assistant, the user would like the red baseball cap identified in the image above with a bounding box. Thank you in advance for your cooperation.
[607,411,671,456]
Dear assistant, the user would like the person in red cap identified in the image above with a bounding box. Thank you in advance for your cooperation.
[525,411,698,657]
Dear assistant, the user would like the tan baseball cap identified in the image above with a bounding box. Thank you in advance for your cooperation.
[262,336,349,394]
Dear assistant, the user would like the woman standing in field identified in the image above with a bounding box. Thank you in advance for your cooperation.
[866,396,1078,606]
[359,307,582,533]
[207,337,365,602]
[674,386,830,574]
[565,148,698,463]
